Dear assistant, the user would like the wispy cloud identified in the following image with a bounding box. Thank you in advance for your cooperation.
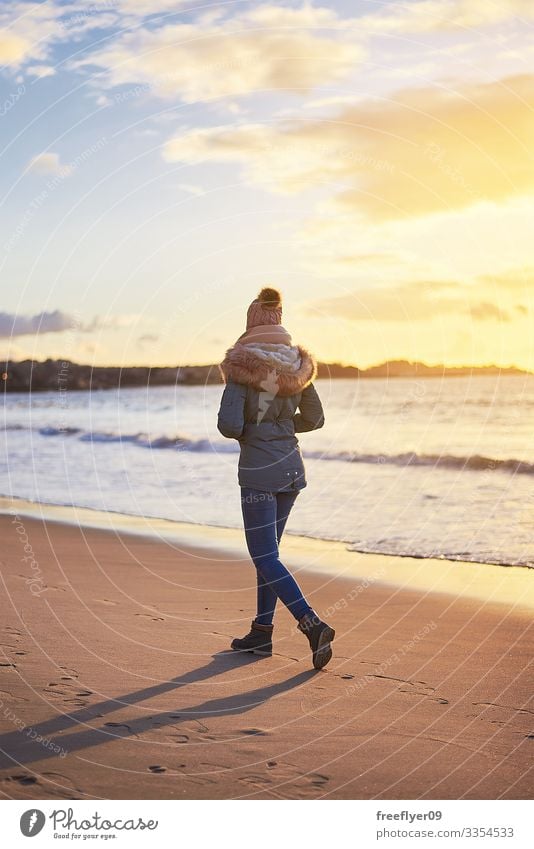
[164,73,534,219]
[478,266,534,291]
[28,152,73,176]
[0,310,140,338]
[0,310,78,338]
[71,4,365,102]
[308,267,534,324]
[3,0,533,82]
[176,182,205,196]
[0,1,118,69]
[356,0,534,34]
[469,301,510,321]
[26,64,56,78]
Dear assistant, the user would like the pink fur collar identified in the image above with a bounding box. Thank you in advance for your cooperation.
[220,342,317,397]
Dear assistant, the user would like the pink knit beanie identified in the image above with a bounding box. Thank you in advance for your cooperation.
[246,287,282,330]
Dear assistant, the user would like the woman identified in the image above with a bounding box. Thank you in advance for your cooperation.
[217,287,335,670]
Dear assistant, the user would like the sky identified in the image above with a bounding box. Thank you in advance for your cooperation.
[0,0,533,369]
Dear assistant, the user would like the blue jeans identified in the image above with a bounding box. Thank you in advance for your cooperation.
[240,487,313,624]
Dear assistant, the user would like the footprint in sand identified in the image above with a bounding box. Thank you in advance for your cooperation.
[0,688,28,703]
[44,678,93,707]
[6,773,38,786]
[103,722,135,737]
[166,732,189,744]
[134,613,165,621]
[28,582,67,593]
[40,772,83,799]
[0,628,26,663]
[370,674,449,705]
[0,772,82,800]
[398,681,449,704]
[470,701,534,729]
[59,665,79,678]
[239,762,330,799]
[240,728,270,737]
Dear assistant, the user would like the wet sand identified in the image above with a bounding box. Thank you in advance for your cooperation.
[0,514,532,800]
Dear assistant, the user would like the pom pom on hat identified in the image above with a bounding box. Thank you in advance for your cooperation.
[257,287,281,307]
[246,287,283,329]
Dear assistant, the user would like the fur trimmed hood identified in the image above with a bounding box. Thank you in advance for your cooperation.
[220,341,317,397]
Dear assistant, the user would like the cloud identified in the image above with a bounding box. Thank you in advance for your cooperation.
[83,313,140,332]
[356,0,534,34]
[164,121,376,194]
[115,0,194,13]
[0,3,73,68]
[0,310,140,338]
[336,253,401,267]
[478,266,534,291]
[164,73,534,219]
[304,94,369,110]
[26,64,56,78]
[0,1,120,70]
[0,2,210,73]
[0,310,78,338]
[72,5,364,102]
[469,302,510,321]
[2,0,533,81]
[309,279,514,323]
[310,281,460,322]
[28,152,73,175]
[308,261,534,324]
[177,183,205,196]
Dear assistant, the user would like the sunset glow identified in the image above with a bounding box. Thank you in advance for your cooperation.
[1,0,533,369]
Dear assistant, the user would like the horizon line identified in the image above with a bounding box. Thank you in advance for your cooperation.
[3,356,532,375]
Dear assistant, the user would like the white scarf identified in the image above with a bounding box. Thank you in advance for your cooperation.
[242,342,302,372]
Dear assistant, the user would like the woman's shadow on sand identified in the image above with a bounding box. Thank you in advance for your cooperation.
[0,651,317,769]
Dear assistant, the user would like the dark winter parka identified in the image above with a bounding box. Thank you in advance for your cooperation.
[217,340,325,492]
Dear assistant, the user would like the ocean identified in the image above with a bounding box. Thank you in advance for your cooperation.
[2,375,533,568]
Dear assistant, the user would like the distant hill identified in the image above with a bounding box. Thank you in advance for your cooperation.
[316,360,528,379]
[1,357,529,393]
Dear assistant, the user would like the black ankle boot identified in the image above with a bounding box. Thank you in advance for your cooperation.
[298,612,335,669]
[231,620,273,656]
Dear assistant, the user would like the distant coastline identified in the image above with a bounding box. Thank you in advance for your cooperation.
[1,357,530,392]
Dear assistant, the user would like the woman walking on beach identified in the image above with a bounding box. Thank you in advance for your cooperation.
[217,288,335,669]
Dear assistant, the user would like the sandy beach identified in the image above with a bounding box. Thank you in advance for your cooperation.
[0,512,532,801]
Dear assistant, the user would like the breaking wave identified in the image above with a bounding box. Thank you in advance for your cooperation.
[4,424,533,474]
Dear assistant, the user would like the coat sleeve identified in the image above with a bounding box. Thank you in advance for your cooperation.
[217,380,247,439]
[293,383,325,432]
